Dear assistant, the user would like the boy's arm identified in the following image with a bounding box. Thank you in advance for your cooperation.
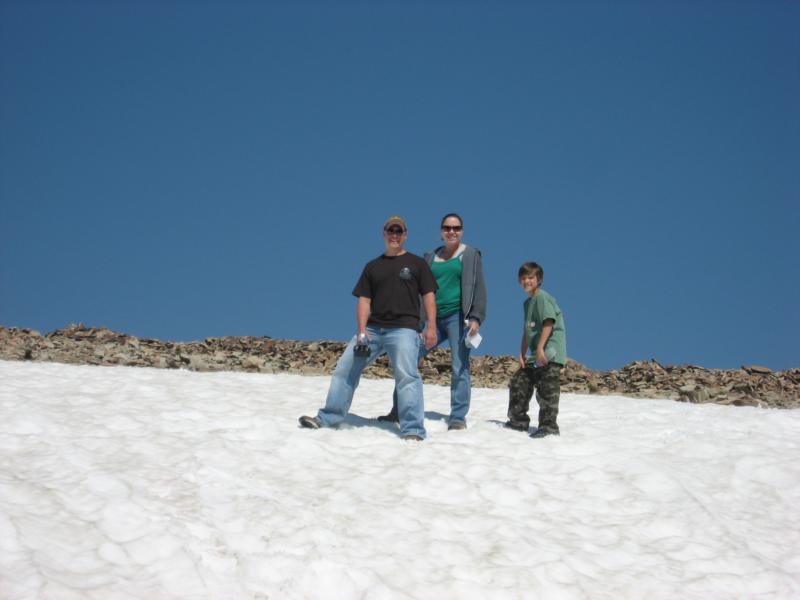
[518,330,527,369]
[536,319,554,365]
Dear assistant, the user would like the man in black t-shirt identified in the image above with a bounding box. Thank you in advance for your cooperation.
[299,216,438,440]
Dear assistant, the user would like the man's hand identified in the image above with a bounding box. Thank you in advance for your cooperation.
[423,325,438,350]
[421,291,437,350]
[354,332,370,357]
[518,353,526,369]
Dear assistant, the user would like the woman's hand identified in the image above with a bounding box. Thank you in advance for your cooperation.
[467,319,480,337]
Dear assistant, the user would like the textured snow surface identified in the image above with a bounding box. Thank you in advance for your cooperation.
[1,360,798,599]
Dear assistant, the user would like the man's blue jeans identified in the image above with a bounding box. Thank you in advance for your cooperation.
[318,326,426,439]
[392,311,471,423]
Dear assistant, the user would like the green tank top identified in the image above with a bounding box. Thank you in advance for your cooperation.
[431,256,463,317]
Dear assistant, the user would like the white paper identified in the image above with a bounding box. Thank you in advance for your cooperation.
[465,331,482,348]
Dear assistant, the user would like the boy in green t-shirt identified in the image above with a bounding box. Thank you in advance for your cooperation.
[505,261,567,438]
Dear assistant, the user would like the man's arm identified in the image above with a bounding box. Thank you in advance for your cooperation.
[536,319,554,365]
[421,291,438,349]
[357,296,371,337]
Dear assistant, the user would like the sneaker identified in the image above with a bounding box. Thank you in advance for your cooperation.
[503,421,529,432]
[377,409,399,423]
[447,420,467,431]
[401,434,423,441]
[530,428,559,439]
[298,415,321,429]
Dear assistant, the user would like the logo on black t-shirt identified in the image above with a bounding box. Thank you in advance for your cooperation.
[399,267,412,280]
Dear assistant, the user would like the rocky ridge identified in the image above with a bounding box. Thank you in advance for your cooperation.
[1,324,797,409]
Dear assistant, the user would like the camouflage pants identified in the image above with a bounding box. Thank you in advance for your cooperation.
[507,362,561,433]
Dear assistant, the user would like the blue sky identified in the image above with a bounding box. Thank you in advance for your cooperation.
[1,1,798,371]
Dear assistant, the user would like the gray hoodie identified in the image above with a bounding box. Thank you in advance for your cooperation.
[423,244,488,324]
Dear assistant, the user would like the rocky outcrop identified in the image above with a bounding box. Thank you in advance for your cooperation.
[1,324,797,409]
[558,359,798,408]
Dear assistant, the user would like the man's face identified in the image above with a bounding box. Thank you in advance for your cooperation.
[383,225,407,250]
[519,273,540,295]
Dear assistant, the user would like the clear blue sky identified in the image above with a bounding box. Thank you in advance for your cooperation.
[1,1,798,371]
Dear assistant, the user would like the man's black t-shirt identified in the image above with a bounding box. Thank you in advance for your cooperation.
[352,252,438,331]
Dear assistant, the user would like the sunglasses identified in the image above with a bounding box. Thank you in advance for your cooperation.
[441,225,463,232]
[384,227,406,235]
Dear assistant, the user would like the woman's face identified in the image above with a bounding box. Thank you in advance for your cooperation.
[441,216,463,246]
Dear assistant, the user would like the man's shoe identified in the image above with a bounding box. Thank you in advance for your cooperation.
[401,434,423,441]
[447,420,467,431]
[298,415,321,429]
[504,421,529,432]
[530,428,560,439]
[377,409,399,423]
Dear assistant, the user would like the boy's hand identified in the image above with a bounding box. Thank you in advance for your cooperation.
[535,348,549,366]
[518,354,526,369]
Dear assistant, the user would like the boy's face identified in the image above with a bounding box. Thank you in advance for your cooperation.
[519,273,541,296]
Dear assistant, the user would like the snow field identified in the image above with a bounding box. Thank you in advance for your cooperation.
[0,360,798,599]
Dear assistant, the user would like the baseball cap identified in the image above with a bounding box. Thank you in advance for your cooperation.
[383,215,407,231]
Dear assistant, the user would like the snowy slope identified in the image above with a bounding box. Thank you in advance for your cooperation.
[0,360,798,599]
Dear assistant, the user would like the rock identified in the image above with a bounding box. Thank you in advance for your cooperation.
[243,356,264,370]
[188,355,210,371]
[0,324,797,409]
[732,396,760,407]
[95,328,117,342]
[743,365,772,375]
[111,353,130,366]
[679,385,710,404]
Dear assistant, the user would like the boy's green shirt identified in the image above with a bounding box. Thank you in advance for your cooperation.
[523,289,567,365]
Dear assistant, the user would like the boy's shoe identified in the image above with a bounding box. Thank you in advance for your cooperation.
[503,421,529,432]
[530,428,559,439]
[401,434,423,441]
[377,409,399,423]
[447,420,467,431]
[298,415,321,429]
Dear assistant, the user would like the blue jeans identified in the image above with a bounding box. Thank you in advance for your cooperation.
[318,326,426,439]
[392,311,471,423]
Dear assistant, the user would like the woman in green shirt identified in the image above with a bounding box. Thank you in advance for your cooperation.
[380,213,488,430]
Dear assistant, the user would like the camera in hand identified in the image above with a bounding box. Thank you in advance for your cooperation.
[354,335,370,357]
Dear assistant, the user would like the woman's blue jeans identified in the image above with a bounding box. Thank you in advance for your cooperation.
[318,326,426,438]
[392,311,471,423]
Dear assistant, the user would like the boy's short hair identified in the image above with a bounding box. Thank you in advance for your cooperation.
[518,261,543,282]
